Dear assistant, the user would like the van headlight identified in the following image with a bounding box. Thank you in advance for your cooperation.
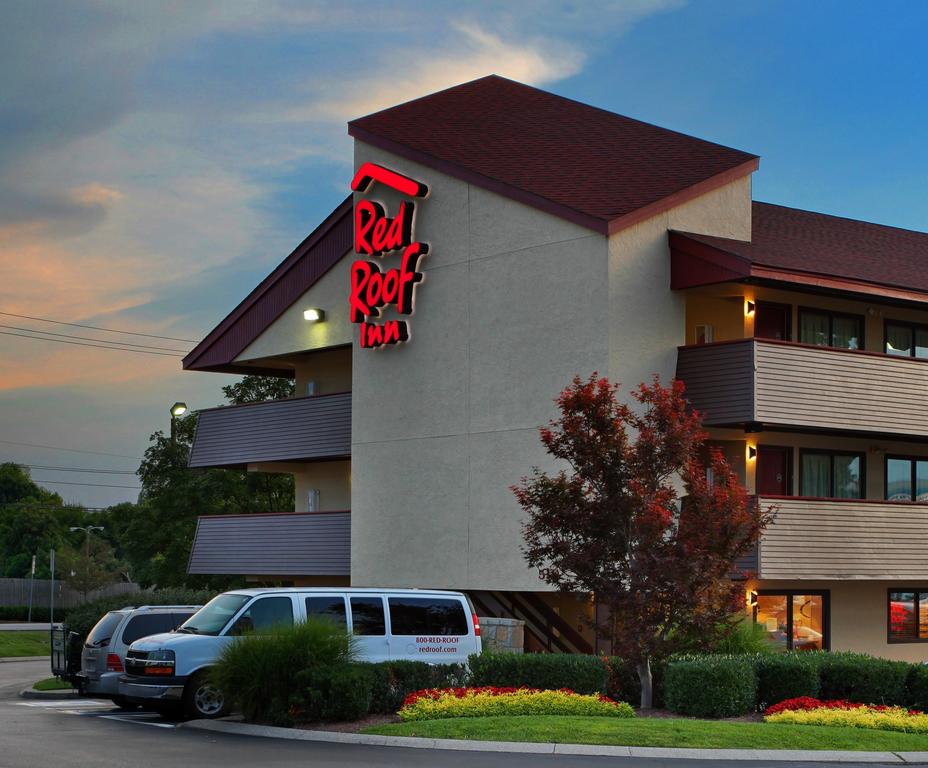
[143,649,175,676]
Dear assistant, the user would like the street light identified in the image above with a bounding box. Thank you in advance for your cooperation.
[69,525,104,596]
[170,401,188,444]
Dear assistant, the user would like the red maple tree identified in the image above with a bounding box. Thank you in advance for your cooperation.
[514,375,770,708]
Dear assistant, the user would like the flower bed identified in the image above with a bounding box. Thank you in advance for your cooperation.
[398,686,635,722]
[765,697,928,734]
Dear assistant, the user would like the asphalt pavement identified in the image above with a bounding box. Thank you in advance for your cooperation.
[0,658,909,767]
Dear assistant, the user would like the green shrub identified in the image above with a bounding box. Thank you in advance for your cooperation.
[817,652,909,706]
[907,665,928,711]
[65,588,214,639]
[604,656,667,708]
[0,606,68,622]
[755,653,820,709]
[211,619,356,725]
[664,655,757,718]
[713,620,779,655]
[468,652,608,694]
[300,664,373,722]
[366,660,467,714]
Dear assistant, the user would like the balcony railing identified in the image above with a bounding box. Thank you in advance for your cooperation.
[677,338,928,437]
[756,496,928,580]
[189,392,351,468]
[187,511,350,576]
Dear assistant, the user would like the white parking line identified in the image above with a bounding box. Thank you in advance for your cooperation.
[13,699,179,728]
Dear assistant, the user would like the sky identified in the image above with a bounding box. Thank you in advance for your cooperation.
[1,0,926,509]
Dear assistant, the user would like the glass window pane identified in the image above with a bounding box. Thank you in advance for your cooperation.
[832,316,862,350]
[917,462,928,503]
[792,595,824,651]
[121,614,176,645]
[755,595,788,650]
[305,597,347,628]
[350,597,386,636]
[801,453,831,497]
[800,312,830,347]
[916,329,928,359]
[887,324,914,357]
[920,594,928,641]
[389,597,469,636]
[890,591,916,641]
[228,597,294,635]
[833,455,862,499]
[887,459,914,501]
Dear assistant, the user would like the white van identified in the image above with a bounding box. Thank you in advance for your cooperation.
[118,587,481,719]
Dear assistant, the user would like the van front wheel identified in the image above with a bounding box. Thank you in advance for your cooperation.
[183,672,228,720]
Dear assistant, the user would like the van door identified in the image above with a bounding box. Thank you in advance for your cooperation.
[386,595,475,662]
[348,595,389,662]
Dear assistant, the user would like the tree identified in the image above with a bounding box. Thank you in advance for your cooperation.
[103,374,295,588]
[514,375,771,709]
[57,535,122,599]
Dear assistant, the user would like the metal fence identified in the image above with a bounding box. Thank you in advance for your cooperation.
[0,578,139,609]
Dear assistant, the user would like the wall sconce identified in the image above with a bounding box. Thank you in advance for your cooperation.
[745,300,756,316]
[747,590,758,607]
[747,446,757,460]
[303,308,325,322]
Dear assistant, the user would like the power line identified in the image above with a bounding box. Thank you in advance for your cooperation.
[17,464,137,475]
[0,323,189,353]
[0,439,142,460]
[34,479,142,489]
[0,330,185,357]
[0,310,199,343]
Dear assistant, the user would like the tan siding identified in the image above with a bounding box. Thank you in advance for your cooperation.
[755,343,928,435]
[759,497,928,579]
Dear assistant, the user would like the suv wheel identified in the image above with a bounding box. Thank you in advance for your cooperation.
[183,672,228,719]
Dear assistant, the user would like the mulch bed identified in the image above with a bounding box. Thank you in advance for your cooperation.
[295,713,400,733]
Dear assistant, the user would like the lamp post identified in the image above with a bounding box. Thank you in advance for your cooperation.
[170,401,188,444]
[69,525,103,599]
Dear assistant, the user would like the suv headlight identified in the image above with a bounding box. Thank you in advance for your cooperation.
[143,649,175,676]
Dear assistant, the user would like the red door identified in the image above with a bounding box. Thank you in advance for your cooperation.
[755,302,790,341]
[757,446,791,496]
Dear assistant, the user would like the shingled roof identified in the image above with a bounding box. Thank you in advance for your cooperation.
[671,202,928,300]
[348,75,759,235]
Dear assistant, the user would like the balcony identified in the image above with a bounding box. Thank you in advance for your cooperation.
[187,511,350,576]
[189,392,351,468]
[755,497,928,580]
[677,339,928,437]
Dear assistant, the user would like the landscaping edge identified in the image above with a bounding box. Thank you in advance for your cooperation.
[181,719,928,762]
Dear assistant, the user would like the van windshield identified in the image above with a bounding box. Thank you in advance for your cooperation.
[178,594,250,636]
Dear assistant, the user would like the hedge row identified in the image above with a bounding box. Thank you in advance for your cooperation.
[664,652,923,718]
[0,606,69,622]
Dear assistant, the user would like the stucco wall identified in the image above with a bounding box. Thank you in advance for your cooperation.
[349,141,754,591]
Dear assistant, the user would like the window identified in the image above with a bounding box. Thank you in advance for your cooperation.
[85,611,124,648]
[800,450,864,499]
[754,591,828,650]
[120,613,178,645]
[388,597,469,636]
[305,596,347,628]
[798,308,863,350]
[181,593,250,636]
[886,456,928,502]
[349,597,385,636]
[888,591,928,642]
[885,322,928,359]
[227,597,294,636]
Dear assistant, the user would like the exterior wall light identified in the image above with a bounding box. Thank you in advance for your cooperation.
[747,445,758,460]
[747,590,758,607]
[303,308,325,322]
[745,300,756,316]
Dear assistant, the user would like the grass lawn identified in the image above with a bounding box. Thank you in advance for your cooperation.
[33,677,72,691]
[365,715,928,751]
[0,631,50,657]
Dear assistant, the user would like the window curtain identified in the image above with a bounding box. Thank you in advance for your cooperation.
[800,312,829,347]
[886,324,913,357]
[833,455,861,498]
[801,453,831,497]
[832,317,861,350]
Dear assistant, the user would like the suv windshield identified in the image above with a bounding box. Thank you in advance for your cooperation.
[179,594,250,636]
[85,611,124,648]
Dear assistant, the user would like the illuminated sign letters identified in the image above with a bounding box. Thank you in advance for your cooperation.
[349,162,429,349]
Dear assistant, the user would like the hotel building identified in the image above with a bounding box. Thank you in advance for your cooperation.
[182,76,928,660]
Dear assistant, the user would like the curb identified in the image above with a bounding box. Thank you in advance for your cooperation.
[182,719,928,762]
[19,687,79,700]
[0,656,50,664]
